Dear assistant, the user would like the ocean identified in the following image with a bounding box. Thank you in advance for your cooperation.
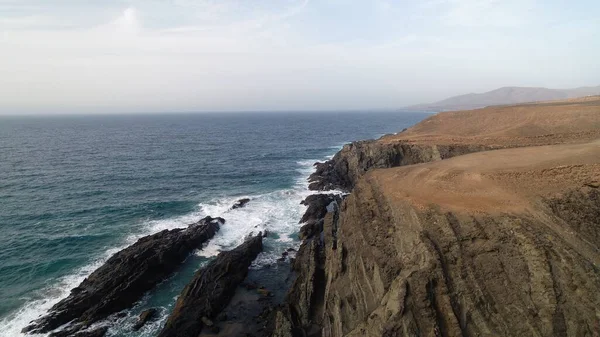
[0,111,427,336]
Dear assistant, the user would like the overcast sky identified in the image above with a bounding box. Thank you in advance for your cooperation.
[1,0,598,114]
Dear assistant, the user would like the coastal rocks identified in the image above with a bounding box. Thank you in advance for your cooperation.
[132,308,159,331]
[318,178,600,337]
[300,194,340,224]
[198,261,296,337]
[23,216,223,335]
[274,99,600,336]
[157,233,264,337]
[231,198,251,210]
[308,140,494,191]
[271,192,342,336]
[299,194,341,240]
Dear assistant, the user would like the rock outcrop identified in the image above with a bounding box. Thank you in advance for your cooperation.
[231,198,251,210]
[272,192,342,337]
[274,97,600,337]
[157,233,264,337]
[318,149,600,337]
[132,308,159,331]
[299,194,342,240]
[23,216,223,335]
[309,96,600,193]
[308,141,495,192]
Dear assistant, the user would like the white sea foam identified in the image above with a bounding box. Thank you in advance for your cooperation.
[0,156,331,337]
[0,246,124,337]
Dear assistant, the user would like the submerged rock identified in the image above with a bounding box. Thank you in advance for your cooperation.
[132,308,159,331]
[231,198,251,210]
[23,216,223,335]
[157,233,264,337]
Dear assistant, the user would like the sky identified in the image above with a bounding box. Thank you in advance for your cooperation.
[0,0,599,114]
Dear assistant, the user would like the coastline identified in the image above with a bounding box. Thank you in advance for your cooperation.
[3,112,428,337]
[6,98,600,336]
[272,96,600,336]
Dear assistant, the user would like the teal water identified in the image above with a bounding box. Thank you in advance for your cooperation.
[0,111,427,336]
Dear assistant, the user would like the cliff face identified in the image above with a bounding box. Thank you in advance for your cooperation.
[321,178,600,337]
[308,141,496,192]
[275,97,600,337]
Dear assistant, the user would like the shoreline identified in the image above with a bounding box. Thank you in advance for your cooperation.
[271,96,600,336]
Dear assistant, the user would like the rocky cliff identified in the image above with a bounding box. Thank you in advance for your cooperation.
[275,97,600,337]
[308,141,496,192]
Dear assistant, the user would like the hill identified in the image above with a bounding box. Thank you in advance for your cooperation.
[407,85,600,111]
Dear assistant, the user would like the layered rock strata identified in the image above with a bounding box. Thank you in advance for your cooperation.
[23,216,222,335]
[275,97,600,337]
[157,233,264,337]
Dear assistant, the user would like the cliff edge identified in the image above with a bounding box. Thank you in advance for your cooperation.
[277,96,600,337]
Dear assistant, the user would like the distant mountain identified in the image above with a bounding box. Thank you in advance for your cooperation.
[407,85,600,111]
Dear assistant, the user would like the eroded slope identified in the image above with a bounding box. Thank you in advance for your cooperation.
[322,142,600,336]
[277,97,600,337]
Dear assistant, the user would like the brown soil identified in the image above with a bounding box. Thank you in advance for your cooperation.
[373,139,600,214]
[383,96,600,147]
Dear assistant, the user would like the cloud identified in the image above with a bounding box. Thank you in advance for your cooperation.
[0,0,598,113]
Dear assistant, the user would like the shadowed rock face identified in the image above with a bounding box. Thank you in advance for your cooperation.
[23,216,223,335]
[299,194,342,241]
[157,233,264,337]
[318,179,600,337]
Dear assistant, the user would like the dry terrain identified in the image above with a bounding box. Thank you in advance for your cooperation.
[387,96,600,147]
[276,96,600,337]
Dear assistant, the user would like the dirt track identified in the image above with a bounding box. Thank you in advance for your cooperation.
[374,139,600,214]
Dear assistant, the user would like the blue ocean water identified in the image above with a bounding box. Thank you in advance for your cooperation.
[0,111,427,336]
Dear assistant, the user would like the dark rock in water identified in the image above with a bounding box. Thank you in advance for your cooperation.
[114,312,127,319]
[23,216,223,335]
[298,219,323,241]
[157,233,264,337]
[132,308,159,331]
[231,198,251,210]
[299,194,338,224]
[299,194,342,240]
